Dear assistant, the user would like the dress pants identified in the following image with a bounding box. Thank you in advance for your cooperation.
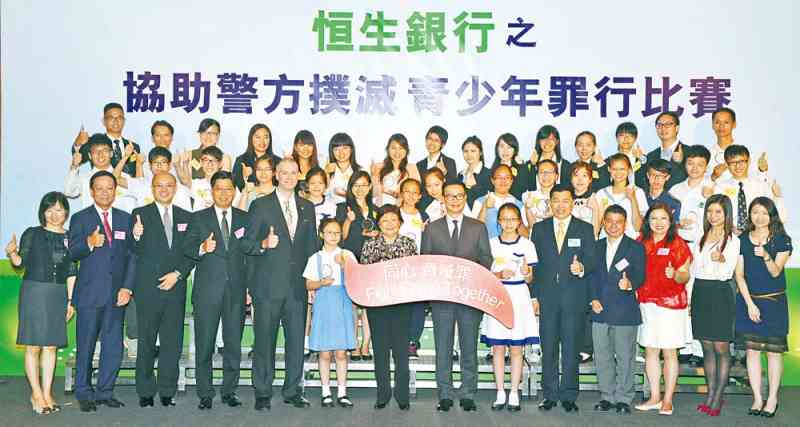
[408,302,427,345]
[431,301,482,400]
[193,287,245,399]
[75,303,125,401]
[591,322,638,404]
[367,304,411,405]
[539,293,585,402]
[251,296,306,400]
[135,292,186,398]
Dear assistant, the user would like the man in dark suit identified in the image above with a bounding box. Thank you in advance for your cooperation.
[416,125,458,190]
[243,159,319,411]
[420,182,492,412]
[635,111,687,191]
[530,183,597,413]
[130,173,196,407]
[184,171,249,410]
[589,205,646,414]
[68,171,136,412]
[71,102,141,177]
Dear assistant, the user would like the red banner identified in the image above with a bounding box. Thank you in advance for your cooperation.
[344,255,514,328]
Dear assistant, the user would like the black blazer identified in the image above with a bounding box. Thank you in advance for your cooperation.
[635,142,688,191]
[459,166,491,210]
[73,133,141,177]
[417,154,458,185]
[335,201,379,261]
[184,206,249,305]
[232,151,282,191]
[530,216,597,306]
[242,192,320,301]
[589,236,646,326]
[420,216,492,270]
[131,203,196,302]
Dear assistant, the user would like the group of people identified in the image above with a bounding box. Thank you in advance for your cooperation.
[4,102,790,419]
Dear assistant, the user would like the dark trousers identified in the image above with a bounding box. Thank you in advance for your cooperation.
[431,302,482,400]
[251,296,306,400]
[582,307,594,355]
[193,288,245,399]
[408,302,427,344]
[367,305,411,405]
[75,303,125,401]
[539,294,585,402]
[125,298,138,339]
[135,293,186,398]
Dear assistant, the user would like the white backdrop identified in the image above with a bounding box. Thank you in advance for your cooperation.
[2,0,798,261]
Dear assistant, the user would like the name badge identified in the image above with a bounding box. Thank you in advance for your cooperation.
[615,258,629,271]
[177,223,188,232]
[234,227,245,239]
[657,247,670,256]
[568,238,581,247]
[114,231,126,240]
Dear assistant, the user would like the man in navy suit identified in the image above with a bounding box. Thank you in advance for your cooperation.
[530,183,597,413]
[68,171,136,412]
[589,205,646,414]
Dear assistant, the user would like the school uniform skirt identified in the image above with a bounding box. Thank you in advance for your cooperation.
[308,285,356,352]
[480,282,539,346]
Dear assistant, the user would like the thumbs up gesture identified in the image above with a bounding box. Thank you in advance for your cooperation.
[334,251,347,266]
[672,144,684,163]
[754,242,767,259]
[485,192,497,209]
[710,247,725,263]
[203,232,216,253]
[133,214,144,239]
[519,256,532,276]
[74,125,89,147]
[88,225,105,249]
[261,226,279,249]
[570,255,584,276]
[618,271,631,290]
[665,261,675,279]
[592,148,605,165]
[758,151,769,173]
[242,164,253,181]
[346,207,356,222]
[436,158,448,175]
[5,233,18,256]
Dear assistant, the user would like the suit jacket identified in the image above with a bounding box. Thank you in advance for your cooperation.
[68,206,136,309]
[530,216,597,307]
[417,154,458,185]
[73,133,141,177]
[131,203,196,302]
[420,215,492,270]
[589,236,646,326]
[232,151,282,191]
[635,142,688,190]
[459,166,491,210]
[183,206,249,305]
[242,192,320,301]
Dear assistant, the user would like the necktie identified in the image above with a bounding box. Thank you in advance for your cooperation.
[285,199,295,240]
[163,208,173,248]
[737,181,747,232]
[102,211,113,248]
[112,140,122,164]
[556,220,566,252]
[221,210,230,250]
[450,220,459,254]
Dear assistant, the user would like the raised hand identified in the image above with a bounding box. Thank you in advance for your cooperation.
[624,185,636,201]
[203,232,216,253]
[519,256,532,276]
[633,144,644,160]
[262,226,279,249]
[758,151,769,173]
[74,125,89,147]
[485,193,496,209]
[772,181,782,198]
[618,271,631,290]
[665,261,675,279]
[529,150,539,164]
[710,247,725,263]
[133,215,144,239]
[5,233,17,256]
[436,158,448,175]
[123,141,135,158]
[335,252,347,266]
[701,185,714,199]
[672,144,684,163]
[88,226,105,248]
[592,148,604,165]
[570,255,583,276]
[242,164,253,181]
[346,207,356,222]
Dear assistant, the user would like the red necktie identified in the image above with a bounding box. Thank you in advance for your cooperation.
[102,211,113,247]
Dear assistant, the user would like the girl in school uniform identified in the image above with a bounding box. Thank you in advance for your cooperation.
[304,219,357,408]
[593,153,648,238]
[305,167,338,230]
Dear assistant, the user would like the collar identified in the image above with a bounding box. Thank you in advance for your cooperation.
[661,140,679,154]
[498,236,521,245]
[554,215,572,229]
[155,202,172,217]
[213,205,232,219]
[427,152,442,165]
[94,204,112,217]
[446,213,464,224]
[106,133,124,143]
[276,189,295,203]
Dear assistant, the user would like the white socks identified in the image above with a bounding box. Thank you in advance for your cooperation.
[321,385,331,397]
[508,390,520,406]
[494,390,506,405]
[338,386,347,398]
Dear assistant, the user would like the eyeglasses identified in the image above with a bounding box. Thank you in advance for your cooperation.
[201,131,220,136]
[655,122,676,128]
[647,173,669,181]
[727,159,748,167]
[151,160,170,167]
[444,193,466,201]
[153,183,176,189]
[498,217,520,224]
[322,231,341,236]
[539,170,557,176]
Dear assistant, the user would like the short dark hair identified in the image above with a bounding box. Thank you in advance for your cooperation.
[378,204,403,224]
[537,159,558,173]
[574,130,596,145]
[426,125,448,145]
[197,118,220,133]
[655,111,680,126]
[549,183,573,199]
[646,158,672,175]
[685,144,711,163]
[318,217,340,235]
[443,181,467,194]
[87,134,113,152]
[38,192,70,227]
[724,144,749,161]
[210,170,234,188]
[305,166,328,187]
[103,102,124,114]
[712,107,736,123]
[90,170,117,189]
[148,146,172,163]
[603,204,627,220]
[201,145,224,161]
[150,120,174,136]
[615,122,638,137]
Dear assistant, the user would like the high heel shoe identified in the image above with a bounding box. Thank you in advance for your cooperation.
[30,397,51,415]
[761,403,778,418]
[748,400,765,416]
[696,403,710,413]
[708,400,725,417]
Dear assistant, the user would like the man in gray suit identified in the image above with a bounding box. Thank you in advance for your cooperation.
[420,182,492,412]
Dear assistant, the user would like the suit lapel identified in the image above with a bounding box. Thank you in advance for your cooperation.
[208,208,226,254]
[609,237,629,274]
[149,203,170,250]
[271,194,292,245]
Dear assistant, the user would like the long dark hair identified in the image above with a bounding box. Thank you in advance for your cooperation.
[699,194,733,252]
[641,202,678,244]
[328,133,360,174]
[747,196,789,243]
[462,135,485,162]
[493,133,523,168]
[246,123,275,158]
[345,170,376,216]
[292,130,320,169]
[535,125,563,162]
[379,133,410,181]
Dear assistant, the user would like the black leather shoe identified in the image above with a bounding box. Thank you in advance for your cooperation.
[374,401,388,409]
[398,402,410,410]
[437,399,453,411]
[538,399,557,411]
[616,402,631,414]
[78,400,96,412]
[594,400,613,411]
[96,397,125,408]
[161,396,176,407]
[562,401,579,412]
[321,395,335,408]
[337,396,354,408]
[221,393,242,407]
[139,397,154,407]
[460,398,477,411]
[491,402,506,411]
[283,395,311,408]
[255,397,271,411]
[198,397,212,410]
[507,403,521,412]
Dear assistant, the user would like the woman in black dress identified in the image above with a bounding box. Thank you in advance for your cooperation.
[5,192,76,414]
